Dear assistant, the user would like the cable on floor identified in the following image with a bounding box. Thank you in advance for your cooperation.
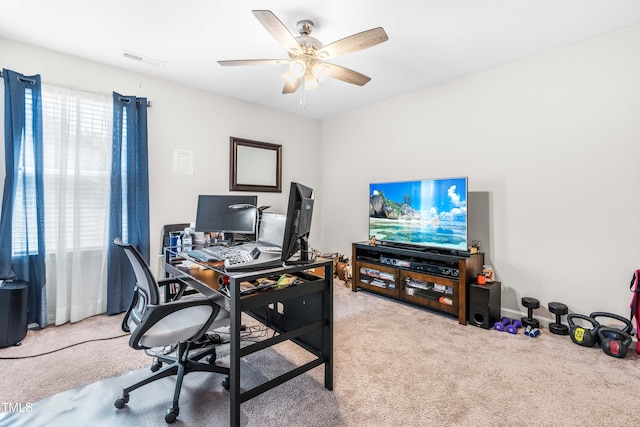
[0,333,129,359]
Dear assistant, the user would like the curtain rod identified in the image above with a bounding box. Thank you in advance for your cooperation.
[0,70,36,85]
[1,70,152,107]
[118,96,152,108]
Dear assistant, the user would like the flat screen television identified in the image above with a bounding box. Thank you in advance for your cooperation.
[194,195,258,238]
[281,182,315,264]
[369,177,468,254]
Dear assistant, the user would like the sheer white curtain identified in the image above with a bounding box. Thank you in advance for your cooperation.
[42,84,113,325]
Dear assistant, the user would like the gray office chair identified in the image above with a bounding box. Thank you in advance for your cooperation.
[113,238,230,424]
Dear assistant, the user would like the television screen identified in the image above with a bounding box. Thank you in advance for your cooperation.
[369,177,468,252]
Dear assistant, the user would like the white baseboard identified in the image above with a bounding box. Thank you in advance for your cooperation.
[499,308,554,328]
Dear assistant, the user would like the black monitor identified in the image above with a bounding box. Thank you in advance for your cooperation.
[281,182,314,264]
[194,195,258,240]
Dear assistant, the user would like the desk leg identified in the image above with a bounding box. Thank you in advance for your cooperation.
[323,264,334,390]
[230,278,241,427]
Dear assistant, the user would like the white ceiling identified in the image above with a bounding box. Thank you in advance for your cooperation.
[2,1,640,119]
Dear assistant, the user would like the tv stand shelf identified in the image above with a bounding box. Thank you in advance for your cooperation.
[351,242,484,325]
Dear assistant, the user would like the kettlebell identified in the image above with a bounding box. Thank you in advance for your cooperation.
[589,312,633,358]
[589,312,633,342]
[597,327,632,358]
[567,313,600,347]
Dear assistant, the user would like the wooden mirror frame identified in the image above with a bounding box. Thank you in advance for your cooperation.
[229,137,282,192]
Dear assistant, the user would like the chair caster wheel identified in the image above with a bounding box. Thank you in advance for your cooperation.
[114,394,129,409]
[165,407,179,424]
[150,361,162,372]
[222,376,230,390]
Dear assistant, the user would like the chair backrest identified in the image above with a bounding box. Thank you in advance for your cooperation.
[114,238,160,330]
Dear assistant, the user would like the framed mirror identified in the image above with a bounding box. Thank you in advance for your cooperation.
[230,137,282,192]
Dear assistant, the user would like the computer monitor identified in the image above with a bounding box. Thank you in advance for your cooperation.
[281,182,314,264]
[194,195,258,239]
[258,212,286,247]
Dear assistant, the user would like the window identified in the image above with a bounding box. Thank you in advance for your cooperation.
[12,85,112,255]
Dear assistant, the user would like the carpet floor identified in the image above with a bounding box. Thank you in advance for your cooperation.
[1,280,639,426]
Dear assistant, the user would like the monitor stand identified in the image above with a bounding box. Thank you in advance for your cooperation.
[284,236,315,265]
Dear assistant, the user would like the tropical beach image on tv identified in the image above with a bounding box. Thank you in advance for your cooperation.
[369,177,468,252]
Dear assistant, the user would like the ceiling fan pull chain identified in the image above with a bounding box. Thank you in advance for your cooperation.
[299,84,306,109]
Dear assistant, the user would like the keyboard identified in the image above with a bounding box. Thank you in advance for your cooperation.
[187,246,237,262]
[223,247,283,272]
[225,250,254,266]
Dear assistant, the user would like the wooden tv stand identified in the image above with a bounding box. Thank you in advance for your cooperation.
[351,242,483,325]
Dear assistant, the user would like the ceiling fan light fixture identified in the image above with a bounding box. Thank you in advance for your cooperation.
[219,10,389,104]
[304,73,320,90]
[311,63,330,82]
[289,59,306,78]
[281,70,298,86]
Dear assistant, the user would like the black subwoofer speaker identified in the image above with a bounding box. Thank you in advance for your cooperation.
[468,281,501,329]
[0,281,29,348]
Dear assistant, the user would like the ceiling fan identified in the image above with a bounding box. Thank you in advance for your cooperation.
[218,10,389,96]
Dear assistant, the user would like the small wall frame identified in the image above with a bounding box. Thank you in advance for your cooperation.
[229,137,282,192]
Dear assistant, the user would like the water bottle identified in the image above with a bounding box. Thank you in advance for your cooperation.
[182,228,192,252]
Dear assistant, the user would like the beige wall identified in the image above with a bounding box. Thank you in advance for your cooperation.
[0,38,322,275]
[320,24,640,320]
[3,23,640,321]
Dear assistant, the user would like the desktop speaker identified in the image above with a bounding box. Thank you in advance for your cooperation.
[0,281,29,348]
[468,281,501,329]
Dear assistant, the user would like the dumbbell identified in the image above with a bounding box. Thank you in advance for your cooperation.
[493,317,511,332]
[506,319,522,334]
[521,297,540,329]
[524,325,541,337]
[548,302,569,335]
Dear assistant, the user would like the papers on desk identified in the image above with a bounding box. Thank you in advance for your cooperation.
[239,278,278,295]
[181,260,206,270]
[218,275,306,297]
[240,282,256,293]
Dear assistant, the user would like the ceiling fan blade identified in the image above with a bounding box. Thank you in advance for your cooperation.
[316,27,389,59]
[325,63,371,86]
[282,78,301,94]
[218,59,289,66]
[252,10,300,53]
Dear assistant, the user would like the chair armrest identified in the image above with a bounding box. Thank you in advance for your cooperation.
[129,297,220,350]
[157,277,189,301]
[157,277,184,287]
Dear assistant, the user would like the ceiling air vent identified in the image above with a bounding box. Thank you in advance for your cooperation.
[122,50,166,67]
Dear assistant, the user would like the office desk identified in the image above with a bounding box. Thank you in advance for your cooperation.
[164,250,333,427]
